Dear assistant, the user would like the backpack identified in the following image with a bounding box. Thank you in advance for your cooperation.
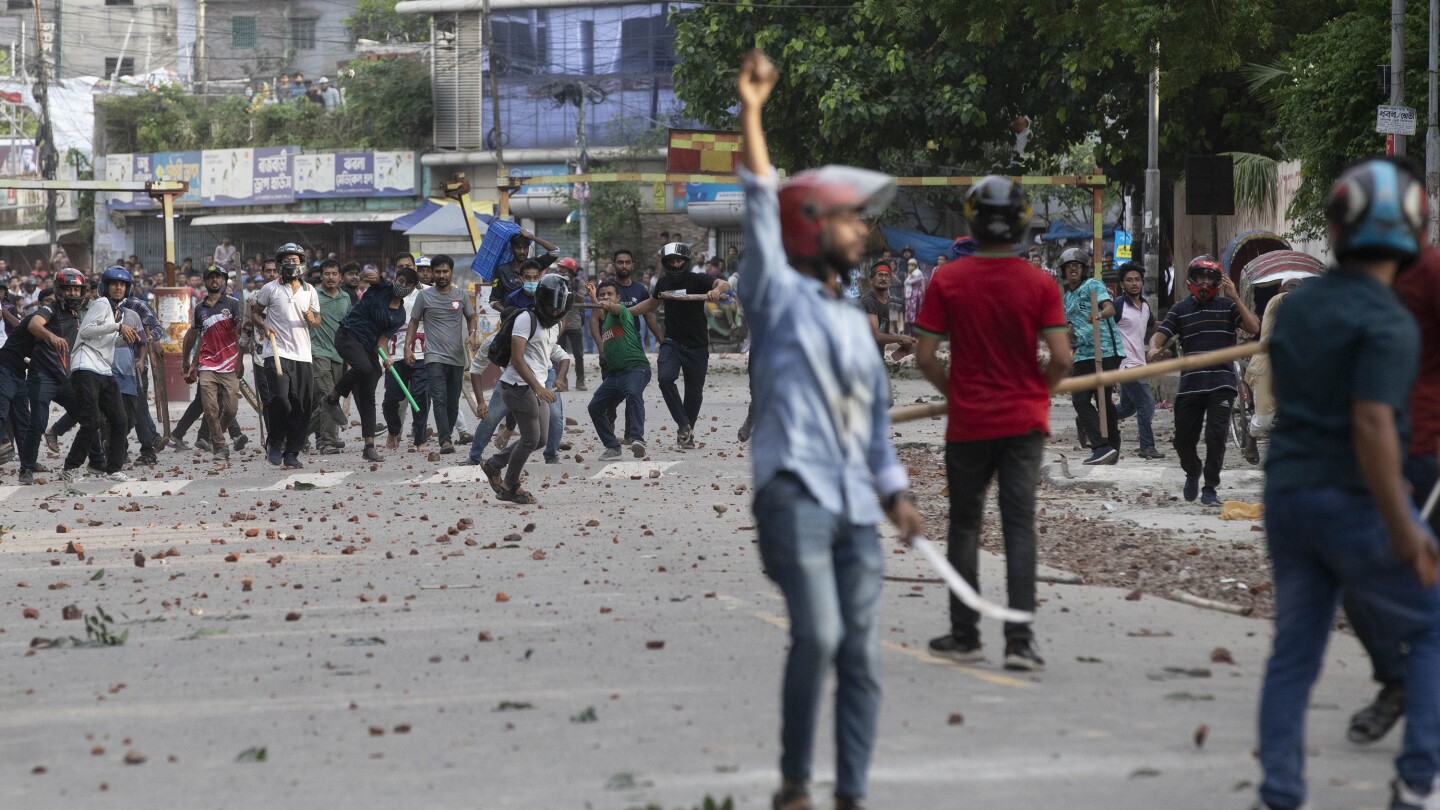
[486,306,539,369]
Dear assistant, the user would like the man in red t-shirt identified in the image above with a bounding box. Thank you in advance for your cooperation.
[914,176,1073,672]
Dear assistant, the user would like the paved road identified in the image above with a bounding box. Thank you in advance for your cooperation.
[0,362,1395,809]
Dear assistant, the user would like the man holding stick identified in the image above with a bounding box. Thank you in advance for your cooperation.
[320,266,416,462]
[1061,247,1123,465]
[914,177,1073,671]
[252,243,321,469]
[735,50,922,810]
[1148,256,1259,505]
[1255,157,1440,810]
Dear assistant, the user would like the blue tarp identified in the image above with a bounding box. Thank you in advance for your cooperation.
[1038,220,1118,243]
[880,228,955,265]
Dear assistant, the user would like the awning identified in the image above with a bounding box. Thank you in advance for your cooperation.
[0,228,79,246]
[187,211,408,227]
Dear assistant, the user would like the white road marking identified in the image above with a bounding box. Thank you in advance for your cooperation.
[246,471,353,491]
[101,480,191,497]
[589,461,678,480]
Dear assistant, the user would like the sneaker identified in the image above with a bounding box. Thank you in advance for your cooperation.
[440,441,455,455]
[599,447,622,461]
[169,435,189,451]
[1003,638,1045,672]
[1082,445,1117,465]
[329,439,346,450]
[230,433,249,451]
[137,452,158,466]
[929,634,984,663]
[1349,683,1406,745]
[737,418,753,444]
[362,445,383,463]
[1200,488,1222,507]
[630,440,646,458]
[211,449,230,463]
[149,435,167,454]
[677,426,695,449]
[17,469,33,485]
[1137,448,1165,459]
[1391,778,1438,810]
[59,467,83,483]
[322,396,347,426]
[43,431,59,453]
[195,436,214,453]
[320,445,342,455]
[494,426,514,450]
[87,464,106,477]
[105,471,133,483]
[1183,474,1200,502]
[480,459,506,497]
[282,453,303,469]
[574,382,587,391]
[457,430,472,445]
[266,445,283,466]
[543,455,560,464]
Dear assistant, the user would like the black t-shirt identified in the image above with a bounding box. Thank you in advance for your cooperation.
[860,292,890,349]
[653,272,715,348]
[28,304,77,380]
[0,310,42,374]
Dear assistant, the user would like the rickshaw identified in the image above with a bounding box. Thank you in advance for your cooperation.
[1230,250,1328,462]
[1221,230,1290,286]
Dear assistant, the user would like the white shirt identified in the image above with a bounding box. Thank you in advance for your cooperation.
[213,243,238,268]
[1116,295,1150,370]
[72,298,121,376]
[499,311,571,387]
[254,279,319,362]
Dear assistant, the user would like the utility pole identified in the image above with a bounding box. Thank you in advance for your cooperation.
[1428,0,1438,242]
[196,0,206,93]
[576,83,588,275]
[1143,41,1161,303]
[1394,0,1409,155]
[31,0,55,254]
[482,0,510,218]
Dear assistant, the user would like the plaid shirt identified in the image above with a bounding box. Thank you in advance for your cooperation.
[739,166,907,524]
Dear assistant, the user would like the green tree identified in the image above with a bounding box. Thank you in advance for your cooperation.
[344,0,430,44]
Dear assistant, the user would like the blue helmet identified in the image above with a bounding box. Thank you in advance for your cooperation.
[100,265,133,297]
[1325,158,1427,263]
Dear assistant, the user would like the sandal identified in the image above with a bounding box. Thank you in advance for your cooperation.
[496,485,536,505]
[480,459,505,497]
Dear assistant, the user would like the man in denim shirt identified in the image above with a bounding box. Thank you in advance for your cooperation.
[1256,157,1440,810]
[736,50,923,810]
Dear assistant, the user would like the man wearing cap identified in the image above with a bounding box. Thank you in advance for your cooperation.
[859,262,914,358]
[319,77,342,111]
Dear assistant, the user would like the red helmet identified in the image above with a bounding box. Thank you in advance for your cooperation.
[1186,255,1223,303]
[778,166,894,267]
[53,268,87,311]
[555,257,578,272]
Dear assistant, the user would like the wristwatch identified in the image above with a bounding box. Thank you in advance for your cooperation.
[881,490,915,511]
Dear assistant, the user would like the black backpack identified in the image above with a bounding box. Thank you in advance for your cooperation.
[486,306,539,369]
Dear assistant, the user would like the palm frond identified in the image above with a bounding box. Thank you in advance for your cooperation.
[1241,61,1291,96]
[1223,151,1278,213]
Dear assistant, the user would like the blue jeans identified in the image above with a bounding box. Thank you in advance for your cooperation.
[425,362,465,445]
[756,473,882,800]
[657,339,708,430]
[588,365,649,449]
[1259,487,1440,809]
[22,372,93,473]
[383,359,430,446]
[465,369,563,462]
[1115,379,1157,452]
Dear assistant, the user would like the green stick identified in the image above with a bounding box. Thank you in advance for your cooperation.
[378,346,420,413]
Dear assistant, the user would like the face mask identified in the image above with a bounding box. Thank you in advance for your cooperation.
[280,261,301,281]
[522,281,539,295]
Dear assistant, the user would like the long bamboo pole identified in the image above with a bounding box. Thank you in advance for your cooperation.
[890,342,1264,424]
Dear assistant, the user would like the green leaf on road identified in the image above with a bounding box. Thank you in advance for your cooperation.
[494,701,533,711]
[236,746,267,763]
[1164,692,1215,702]
[89,569,104,581]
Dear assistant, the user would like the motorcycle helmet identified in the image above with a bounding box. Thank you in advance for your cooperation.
[961,176,1032,244]
[275,242,305,281]
[54,268,87,312]
[534,274,573,327]
[660,242,693,278]
[778,166,895,274]
[1186,255,1224,303]
[99,265,133,300]
[1325,157,1427,264]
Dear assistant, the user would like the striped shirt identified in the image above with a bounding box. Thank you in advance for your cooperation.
[739,165,908,525]
[1155,296,1243,395]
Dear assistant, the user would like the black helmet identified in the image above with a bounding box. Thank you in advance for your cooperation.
[961,176,1032,244]
[275,242,304,262]
[660,242,693,276]
[534,274,573,326]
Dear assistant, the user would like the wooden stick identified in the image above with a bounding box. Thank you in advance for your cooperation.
[1170,590,1254,617]
[890,342,1265,424]
[1090,290,1108,440]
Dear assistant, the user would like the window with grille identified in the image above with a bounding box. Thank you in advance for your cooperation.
[231,16,255,49]
[5,0,28,11]
[104,57,134,78]
[290,18,316,51]
[104,0,134,6]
